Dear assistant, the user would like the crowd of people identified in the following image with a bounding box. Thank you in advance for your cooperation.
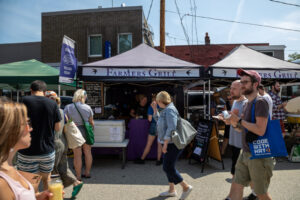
[0,68,289,200]
[0,81,94,199]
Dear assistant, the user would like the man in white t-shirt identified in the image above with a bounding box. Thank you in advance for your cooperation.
[258,84,273,118]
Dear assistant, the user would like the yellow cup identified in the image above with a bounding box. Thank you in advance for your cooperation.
[49,176,63,200]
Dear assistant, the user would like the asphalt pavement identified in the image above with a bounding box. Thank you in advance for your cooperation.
[62,155,300,200]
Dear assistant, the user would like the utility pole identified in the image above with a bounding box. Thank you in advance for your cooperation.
[160,0,166,53]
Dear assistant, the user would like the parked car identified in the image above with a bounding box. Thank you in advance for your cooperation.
[60,96,73,110]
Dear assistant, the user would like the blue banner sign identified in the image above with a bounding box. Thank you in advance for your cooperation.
[59,36,77,83]
[105,41,111,58]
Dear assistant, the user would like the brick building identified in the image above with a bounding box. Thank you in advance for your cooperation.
[158,33,286,67]
[41,6,153,65]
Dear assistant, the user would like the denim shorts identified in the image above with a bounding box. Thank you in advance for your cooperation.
[149,122,157,136]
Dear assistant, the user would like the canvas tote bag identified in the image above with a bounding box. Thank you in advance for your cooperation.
[64,121,86,149]
[248,99,288,159]
[74,103,95,145]
[171,116,197,150]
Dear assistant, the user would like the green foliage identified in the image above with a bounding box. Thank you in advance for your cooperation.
[288,52,300,61]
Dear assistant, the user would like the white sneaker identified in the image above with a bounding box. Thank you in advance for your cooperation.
[159,190,177,197]
[179,185,193,200]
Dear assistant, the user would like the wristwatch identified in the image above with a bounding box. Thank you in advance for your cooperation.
[237,118,243,127]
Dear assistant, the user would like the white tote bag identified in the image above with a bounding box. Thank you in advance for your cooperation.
[64,121,86,149]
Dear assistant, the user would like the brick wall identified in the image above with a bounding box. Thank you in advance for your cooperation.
[42,7,144,64]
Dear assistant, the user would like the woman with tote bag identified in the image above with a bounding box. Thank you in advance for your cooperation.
[64,89,94,180]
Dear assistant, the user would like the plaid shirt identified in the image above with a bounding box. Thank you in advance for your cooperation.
[268,91,285,120]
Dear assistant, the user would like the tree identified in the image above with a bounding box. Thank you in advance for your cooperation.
[288,52,300,61]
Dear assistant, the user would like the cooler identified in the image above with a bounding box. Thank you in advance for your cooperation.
[94,120,125,143]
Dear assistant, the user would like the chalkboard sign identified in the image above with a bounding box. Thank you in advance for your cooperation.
[191,119,214,162]
[84,82,103,118]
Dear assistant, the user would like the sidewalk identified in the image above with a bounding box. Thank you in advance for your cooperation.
[63,156,300,200]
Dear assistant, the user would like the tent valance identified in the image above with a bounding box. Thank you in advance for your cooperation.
[79,43,203,81]
[211,45,300,79]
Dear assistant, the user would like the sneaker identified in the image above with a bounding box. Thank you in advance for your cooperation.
[243,193,258,200]
[159,191,177,197]
[179,185,193,200]
[134,158,145,164]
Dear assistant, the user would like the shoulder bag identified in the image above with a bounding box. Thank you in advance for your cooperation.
[64,120,86,149]
[248,99,288,159]
[171,116,197,150]
[74,103,95,145]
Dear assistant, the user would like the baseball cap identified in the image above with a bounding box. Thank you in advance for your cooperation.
[45,91,57,100]
[237,69,261,84]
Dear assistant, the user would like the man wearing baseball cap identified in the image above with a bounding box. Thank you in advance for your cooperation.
[225,69,275,200]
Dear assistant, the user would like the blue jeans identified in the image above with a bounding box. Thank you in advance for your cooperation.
[163,143,183,184]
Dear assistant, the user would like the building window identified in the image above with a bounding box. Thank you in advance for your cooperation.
[118,33,132,54]
[261,51,274,57]
[88,35,102,57]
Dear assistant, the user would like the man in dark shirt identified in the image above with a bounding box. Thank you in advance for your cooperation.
[225,70,275,200]
[17,80,61,190]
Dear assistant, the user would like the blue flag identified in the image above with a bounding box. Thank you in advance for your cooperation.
[59,36,77,83]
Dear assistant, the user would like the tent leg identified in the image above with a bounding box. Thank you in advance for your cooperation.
[17,90,19,102]
[203,81,205,119]
[58,85,61,97]
[208,79,211,119]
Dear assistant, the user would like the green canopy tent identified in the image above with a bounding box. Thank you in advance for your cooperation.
[0,59,59,88]
[0,59,80,100]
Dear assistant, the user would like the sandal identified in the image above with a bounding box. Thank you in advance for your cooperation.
[71,182,83,198]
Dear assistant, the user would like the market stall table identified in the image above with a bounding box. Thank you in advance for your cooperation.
[93,139,129,169]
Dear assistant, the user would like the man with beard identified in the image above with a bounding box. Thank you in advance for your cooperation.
[225,69,275,200]
[228,80,248,176]
[268,81,287,136]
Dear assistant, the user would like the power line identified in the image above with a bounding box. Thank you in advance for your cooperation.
[166,32,191,41]
[147,0,154,21]
[165,10,300,33]
[269,0,300,7]
[174,0,191,45]
[174,0,194,58]
[193,0,199,45]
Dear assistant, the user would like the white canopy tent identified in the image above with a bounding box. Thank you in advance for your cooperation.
[79,43,203,82]
[211,45,300,80]
[78,43,205,119]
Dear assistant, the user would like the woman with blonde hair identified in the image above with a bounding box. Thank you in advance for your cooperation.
[152,91,193,200]
[0,98,53,200]
[64,89,94,180]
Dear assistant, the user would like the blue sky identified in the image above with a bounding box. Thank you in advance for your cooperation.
[0,0,299,60]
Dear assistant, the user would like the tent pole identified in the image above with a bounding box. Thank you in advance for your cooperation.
[58,85,61,97]
[203,81,206,119]
[208,79,211,119]
[17,90,19,102]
